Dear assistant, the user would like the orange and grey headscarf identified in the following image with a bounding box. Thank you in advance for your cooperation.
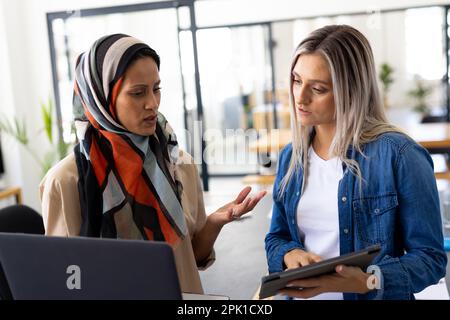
[73,34,187,246]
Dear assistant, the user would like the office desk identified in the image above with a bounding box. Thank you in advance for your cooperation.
[0,186,22,204]
[402,123,450,180]
[248,123,450,182]
[402,122,450,149]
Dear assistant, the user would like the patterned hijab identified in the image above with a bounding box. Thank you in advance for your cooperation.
[73,34,187,246]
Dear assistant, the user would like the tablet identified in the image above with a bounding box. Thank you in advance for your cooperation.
[259,244,381,299]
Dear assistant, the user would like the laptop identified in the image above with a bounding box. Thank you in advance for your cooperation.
[0,233,182,300]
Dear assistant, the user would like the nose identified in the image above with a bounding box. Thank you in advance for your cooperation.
[295,86,311,107]
[144,92,159,111]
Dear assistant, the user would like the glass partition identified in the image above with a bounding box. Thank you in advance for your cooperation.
[195,25,273,174]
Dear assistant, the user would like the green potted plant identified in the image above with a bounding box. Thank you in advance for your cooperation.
[379,63,394,108]
[407,77,433,116]
[0,97,71,176]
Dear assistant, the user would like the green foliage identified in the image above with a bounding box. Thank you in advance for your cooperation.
[42,150,58,176]
[0,97,71,176]
[407,78,433,115]
[379,63,394,92]
[0,115,28,145]
[41,97,53,144]
[58,138,70,160]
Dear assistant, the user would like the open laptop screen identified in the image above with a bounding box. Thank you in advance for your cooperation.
[0,233,182,300]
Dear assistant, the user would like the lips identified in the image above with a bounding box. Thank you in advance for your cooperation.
[143,115,157,126]
[297,107,312,115]
[144,115,157,121]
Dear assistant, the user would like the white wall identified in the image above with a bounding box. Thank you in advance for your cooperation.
[272,22,294,91]
[1,0,449,212]
[0,1,22,205]
[0,0,47,210]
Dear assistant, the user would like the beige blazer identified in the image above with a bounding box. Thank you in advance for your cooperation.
[39,151,214,294]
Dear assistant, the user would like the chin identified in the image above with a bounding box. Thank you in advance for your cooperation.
[133,127,156,137]
[298,119,316,127]
[143,129,157,136]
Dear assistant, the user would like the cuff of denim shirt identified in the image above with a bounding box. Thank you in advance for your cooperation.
[375,256,411,300]
[271,242,305,273]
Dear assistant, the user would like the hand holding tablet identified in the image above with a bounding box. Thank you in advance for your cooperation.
[259,244,381,299]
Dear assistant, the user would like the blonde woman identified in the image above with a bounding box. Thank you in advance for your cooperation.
[265,25,446,300]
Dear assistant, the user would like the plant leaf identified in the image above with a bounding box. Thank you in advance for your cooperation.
[41,97,53,143]
[0,115,28,145]
[57,139,70,160]
[42,150,57,176]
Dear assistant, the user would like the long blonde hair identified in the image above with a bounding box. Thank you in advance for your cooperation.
[279,25,402,197]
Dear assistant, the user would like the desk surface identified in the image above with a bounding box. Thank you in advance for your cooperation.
[249,123,450,153]
[401,122,450,149]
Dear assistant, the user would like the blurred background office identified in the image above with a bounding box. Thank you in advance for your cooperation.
[0,0,450,299]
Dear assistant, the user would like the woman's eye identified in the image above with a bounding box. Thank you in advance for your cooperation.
[293,79,302,85]
[130,91,145,97]
[154,87,161,93]
[312,87,325,93]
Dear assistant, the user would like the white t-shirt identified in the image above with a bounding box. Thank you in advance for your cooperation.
[295,146,344,300]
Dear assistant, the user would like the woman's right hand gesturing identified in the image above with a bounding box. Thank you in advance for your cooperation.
[283,249,323,270]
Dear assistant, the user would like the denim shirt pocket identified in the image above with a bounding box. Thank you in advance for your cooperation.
[352,193,398,245]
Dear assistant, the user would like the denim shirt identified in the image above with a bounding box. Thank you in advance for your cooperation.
[265,132,447,300]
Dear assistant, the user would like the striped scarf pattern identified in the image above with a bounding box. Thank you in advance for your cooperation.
[73,34,187,246]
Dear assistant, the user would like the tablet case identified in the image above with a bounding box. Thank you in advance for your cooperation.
[259,244,381,299]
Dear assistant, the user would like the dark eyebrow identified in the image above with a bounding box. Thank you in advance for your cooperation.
[130,84,148,89]
[292,71,330,86]
[129,80,161,89]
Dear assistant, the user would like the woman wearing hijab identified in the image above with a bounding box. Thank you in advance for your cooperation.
[40,34,266,294]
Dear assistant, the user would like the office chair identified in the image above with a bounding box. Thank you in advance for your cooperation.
[0,204,44,234]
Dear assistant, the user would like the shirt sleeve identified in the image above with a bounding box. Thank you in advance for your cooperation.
[39,154,82,237]
[178,151,215,270]
[376,142,447,299]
